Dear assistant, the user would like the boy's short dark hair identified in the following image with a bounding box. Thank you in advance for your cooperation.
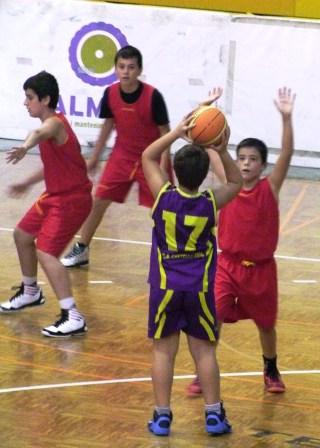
[236,138,268,164]
[114,45,143,69]
[173,144,210,190]
[23,71,59,109]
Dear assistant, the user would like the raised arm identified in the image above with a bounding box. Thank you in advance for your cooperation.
[158,123,172,179]
[142,115,192,199]
[268,87,296,198]
[207,149,227,184]
[209,127,243,209]
[202,87,227,183]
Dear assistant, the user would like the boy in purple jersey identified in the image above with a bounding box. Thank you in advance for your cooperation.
[142,91,243,437]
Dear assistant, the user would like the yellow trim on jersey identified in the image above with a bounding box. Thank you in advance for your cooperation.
[176,186,201,198]
[151,181,171,215]
[199,315,216,342]
[202,240,213,292]
[199,189,217,291]
[157,247,167,289]
[207,188,217,221]
[198,291,214,324]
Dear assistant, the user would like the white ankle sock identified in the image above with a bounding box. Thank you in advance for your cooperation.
[22,276,37,286]
[205,402,221,414]
[155,406,171,416]
[59,297,76,310]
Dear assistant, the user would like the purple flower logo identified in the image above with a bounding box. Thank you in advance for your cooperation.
[69,22,128,86]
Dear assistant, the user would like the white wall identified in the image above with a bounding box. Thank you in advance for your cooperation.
[0,0,319,167]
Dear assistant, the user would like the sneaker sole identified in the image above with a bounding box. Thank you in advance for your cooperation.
[265,386,286,393]
[41,326,88,338]
[148,423,170,436]
[0,298,45,313]
[207,427,232,436]
[62,260,89,268]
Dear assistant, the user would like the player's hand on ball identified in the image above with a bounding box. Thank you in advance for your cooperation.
[206,125,230,153]
[174,112,195,141]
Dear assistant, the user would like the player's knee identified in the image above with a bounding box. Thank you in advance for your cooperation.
[13,227,34,247]
[92,197,112,213]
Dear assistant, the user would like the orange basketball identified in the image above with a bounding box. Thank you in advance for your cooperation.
[187,106,227,146]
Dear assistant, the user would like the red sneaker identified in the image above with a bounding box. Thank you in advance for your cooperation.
[186,376,202,397]
[264,372,286,393]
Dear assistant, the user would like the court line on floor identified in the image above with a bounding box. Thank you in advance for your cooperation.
[0,227,319,263]
[0,370,319,395]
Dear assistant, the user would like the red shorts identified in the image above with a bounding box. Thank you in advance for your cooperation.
[215,252,278,329]
[17,189,92,257]
[95,150,153,207]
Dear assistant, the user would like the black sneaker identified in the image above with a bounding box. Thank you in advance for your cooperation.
[0,283,45,313]
[60,243,89,268]
[42,308,88,338]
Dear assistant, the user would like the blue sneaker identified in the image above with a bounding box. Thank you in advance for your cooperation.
[148,410,173,436]
[205,404,232,436]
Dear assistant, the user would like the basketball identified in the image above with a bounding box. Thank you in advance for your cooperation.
[187,106,227,146]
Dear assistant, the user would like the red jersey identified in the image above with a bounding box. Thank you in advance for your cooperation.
[39,113,91,194]
[218,177,279,261]
[108,82,160,160]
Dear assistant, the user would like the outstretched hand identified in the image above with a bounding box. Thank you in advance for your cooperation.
[200,87,223,107]
[274,87,296,117]
[6,146,28,164]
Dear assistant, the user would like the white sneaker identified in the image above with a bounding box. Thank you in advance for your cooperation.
[60,243,89,268]
[42,308,88,338]
[0,283,45,312]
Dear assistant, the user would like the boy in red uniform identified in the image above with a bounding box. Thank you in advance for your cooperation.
[187,87,295,395]
[0,71,92,337]
[61,45,171,267]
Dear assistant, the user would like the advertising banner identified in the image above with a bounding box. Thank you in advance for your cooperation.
[0,0,319,167]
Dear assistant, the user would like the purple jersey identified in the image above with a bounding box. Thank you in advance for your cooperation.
[148,182,218,292]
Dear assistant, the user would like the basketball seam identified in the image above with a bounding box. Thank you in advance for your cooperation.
[193,113,224,140]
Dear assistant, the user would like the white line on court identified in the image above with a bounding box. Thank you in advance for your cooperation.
[89,280,113,284]
[1,227,319,263]
[0,370,319,395]
[292,279,318,284]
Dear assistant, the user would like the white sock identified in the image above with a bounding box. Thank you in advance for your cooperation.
[205,402,221,414]
[22,276,37,286]
[59,297,76,310]
[22,277,39,297]
[155,406,171,416]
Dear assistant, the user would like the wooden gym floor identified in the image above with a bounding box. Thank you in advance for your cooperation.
[0,152,319,448]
